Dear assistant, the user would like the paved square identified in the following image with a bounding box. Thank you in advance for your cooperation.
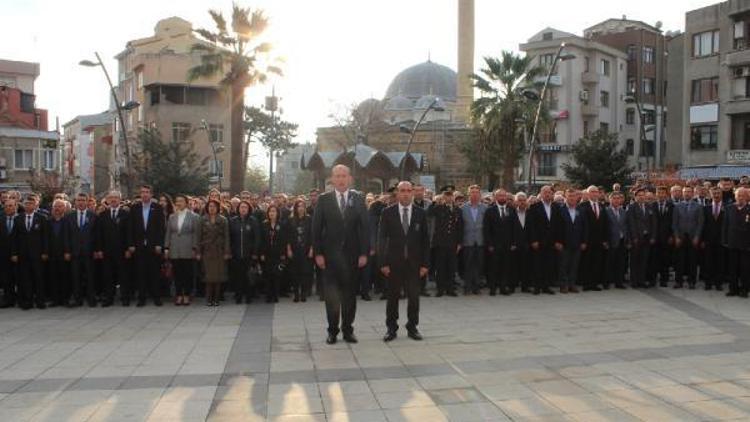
[2,288,750,421]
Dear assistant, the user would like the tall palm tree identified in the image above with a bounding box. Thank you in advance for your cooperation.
[470,51,547,189]
[188,4,282,193]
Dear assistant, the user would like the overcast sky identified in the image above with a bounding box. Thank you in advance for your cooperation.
[1,0,716,170]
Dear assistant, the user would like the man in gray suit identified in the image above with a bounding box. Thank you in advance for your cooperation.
[605,191,628,289]
[672,186,705,289]
[460,185,487,294]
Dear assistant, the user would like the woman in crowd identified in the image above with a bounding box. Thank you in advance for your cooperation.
[158,193,175,296]
[260,205,286,303]
[165,194,200,306]
[286,199,313,302]
[229,200,260,304]
[199,199,231,306]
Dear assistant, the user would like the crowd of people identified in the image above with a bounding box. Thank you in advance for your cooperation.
[0,172,749,320]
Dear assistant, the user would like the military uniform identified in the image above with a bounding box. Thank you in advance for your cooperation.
[429,190,463,296]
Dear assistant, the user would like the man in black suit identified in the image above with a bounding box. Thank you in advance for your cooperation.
[95,190,131,306]
[578,186,609,291]
[12,193,49,309]
[626,188,657,288]
[558,189,587,294]
[429,186,463,297]
[483,189,517,295]
[511,192,533,293]
[128,185,165,307]
[703,187,726,291]
[722,187,750,297]
[312,165,369,345]
[528,185,563,295]
[378,181,430,342]
[66,193,97,307]
[47,199,71,307]
[650,186,674,287]
[0,199,19,308]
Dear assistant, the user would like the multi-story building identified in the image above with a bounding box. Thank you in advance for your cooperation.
[114,16,230,190]
[273,143,315,194]
[675,0,750,178]
[519,28,633,185]
[62,112,114,196]
[585,17,670,169]
[0,59,60,191]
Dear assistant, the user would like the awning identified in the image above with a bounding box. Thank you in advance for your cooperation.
[678,165,750,180]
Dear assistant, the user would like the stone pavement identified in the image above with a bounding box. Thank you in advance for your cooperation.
[2,288,750,421]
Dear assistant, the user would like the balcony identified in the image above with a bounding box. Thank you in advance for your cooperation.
[726,48,750,66]
[581,72,600,84]
[581,104,598,116]
[724,97,750,115]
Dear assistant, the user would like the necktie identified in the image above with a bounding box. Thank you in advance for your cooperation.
[500,206,505,218]
[714,203,719,218]
[79,212,84,228]
[26,215,31,231]
[339,192,346,213]
[594,203,599,218]
[659,203,664,215]
[641,204,645,216]
[402,207,409,234]
[6,217,11,232]
[112,209,116,220]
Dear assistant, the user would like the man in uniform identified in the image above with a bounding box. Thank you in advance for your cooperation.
[429,186,463,297]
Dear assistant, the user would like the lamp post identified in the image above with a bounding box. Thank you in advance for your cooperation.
[526,43,575,193]
[624,95,652,172]
[201,120,225,190]
[265,88,279,195]
[399,97,445,181]
[80,53,139,196]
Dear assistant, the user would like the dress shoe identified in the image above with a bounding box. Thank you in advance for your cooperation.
[569,286,580,293]
[383,331,397,342]
[343,333,358,343]
[688,283,696,290]
[560,287,568,294]
[716,285,724,291]
[407,330,423,341]
[420,290,431,297]
[36,302,46,309]
[121,299,130,307]
[136,300,146,307]
[727,290,738,297]
[88,301,97,308]
[616,284,627,289]
[521,287,531,293]
[673,283,683,289]
[0,301,14,309]
[20,303,32,310]
[542,288,555,295]
[705,285,712,291]
[740,291,749,298]
[300,296,306,303]
[326,334,337,345]
[489,289,497,296]
[154,299,163,307]
[293,296,300,303]
[447,291,458,297]
[435,291,444,298]
[101,300,113,308]
[380,294,387,300]
[660,282,668,287]
[361,293,372,301]
[533,288,541,295]
[235,296,242,304]
[602,284,610,290]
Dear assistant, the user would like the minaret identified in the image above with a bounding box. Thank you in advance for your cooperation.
[456,0,474,123]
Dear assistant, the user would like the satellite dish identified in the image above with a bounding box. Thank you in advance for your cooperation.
[655,21,663,29]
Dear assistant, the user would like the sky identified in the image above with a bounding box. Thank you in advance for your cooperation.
[1,0,717,170]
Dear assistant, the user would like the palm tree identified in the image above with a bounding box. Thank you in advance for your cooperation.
[188,4,282,193]
[470,51,547,189]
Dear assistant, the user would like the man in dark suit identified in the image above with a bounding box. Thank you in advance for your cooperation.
[558,189,587,294]
[430,186,463,297]
[0,199,19,308]
[528,185,563,295]
[12,193,49,309]
[511,192,533,293]
[128,185,165,307]
[605,191,628,289]
[47,199,71,307]
[722,187,750,297]
[66,193,97,307]
[703,187,726,291]
[626,188,657,288]
[483,189,517,295]
[379,181,430,342]
[672,186,704,289]
[312,165,369,345]
[578,186,609,291]
[95,190,131,306]
[650,186,674,287]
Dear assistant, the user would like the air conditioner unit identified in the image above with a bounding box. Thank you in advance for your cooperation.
[579,90,590,102]
[734,66,750,77]
[0,170,7,180]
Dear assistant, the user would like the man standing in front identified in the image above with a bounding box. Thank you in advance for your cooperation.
[626,188,657,288]
[672,186,704,289]
[128,185,165,307]
[529,185,563,295]
[379,181,430,342]
[460,185,487,295]
[312,165,369,345]
[67,193,97,307]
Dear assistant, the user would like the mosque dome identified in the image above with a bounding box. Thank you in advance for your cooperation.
[384,60,457,101]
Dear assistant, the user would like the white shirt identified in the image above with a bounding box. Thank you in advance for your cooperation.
[399,203,412,227]
[177,209,188,231]
[517,210,526,228]
[110,206,120,220]
[567,206,577,222]
[542,201,552,221]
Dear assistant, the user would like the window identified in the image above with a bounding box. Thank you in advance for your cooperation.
[209,159,224,177]
[542,32,553,41]
[641,139,655,156]
[14,149,33,170]
[539,53,555,67]
[734,21,747,49]
[600,90,609,108]
[691,77,719,103]
[643,46,655,63]
[20,93,35,113]
[186,87,208,106]
[583,120,589,137]
[642,109,656,125]
[172,122,191,142]
[643,78,655,95]
[626,108,636,125]
[584,57,590,72]
[626,139,635,156]
[137,71,143,89]
[209,124,224,144]
[599,59,610,76]
[163,86,185,104]
[547,89,559,110]
[691,125,718,149]
[627,45,638,61]
[693,30,720,57]
[600,122,610,134]
[42,150,55,170]
[627,77,637,94]
[537,153,556,177]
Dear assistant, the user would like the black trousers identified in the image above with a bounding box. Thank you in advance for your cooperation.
[606,240,627,286]
[513,249,531,290]
[533,245,557,289]
[727,248,750,293]
[71,255,95,303]
[488,248,511,292]
[675,234,698,284]
[704,243,727,288]
[102,252,130,302]
[0,259,17,304]
[263,263,281,301]
[172,259,194,296]
[582,244,606,288]
[18,255,44,306]
[47,258,70,305]
[135,247,161,302]
[629,239,651,287]
[649,240,672,283]
[322,254,358,336]
[462,245,484,292]
[434,246,457,293]
[385,261,420,333]
[231,258,254,300]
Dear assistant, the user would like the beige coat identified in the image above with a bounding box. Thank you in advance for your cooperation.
[199,215,230,284]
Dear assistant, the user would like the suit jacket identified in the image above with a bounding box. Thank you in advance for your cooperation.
[377,204,430,269]
[605,206,628,247]
[702,202,725,246]
[579,201,609,247]
[559,206,588,250]
[429,203,463,248]
[65,209,97,257]
[625,203,657,244]
[461,202,487,246]
[129,201,165,250]
[651,200,675,243]
[95,207,130,256]
[13,212,48,258]
[164,210,201,259]
[721,203,750,250]
[528,201,563,247]
[47,217,71,259]
[229,214,261,259]
[511,208,532,251]
[483,203,517,251]
[672,200,705,240]
[311,190,369,261]
[0,213,17,259]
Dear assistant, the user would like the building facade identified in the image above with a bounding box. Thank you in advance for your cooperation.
[273,143,315,194]
[520,28,633,184]
[114,17,230,191]
[62,112,114,196]
[0,59,61,191]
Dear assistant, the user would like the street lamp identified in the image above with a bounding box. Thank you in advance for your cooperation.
[399,97,445,181]
[80,52,139,196]
[201,119,224,190]
[526,43,575,193]
[624,95,652,171]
